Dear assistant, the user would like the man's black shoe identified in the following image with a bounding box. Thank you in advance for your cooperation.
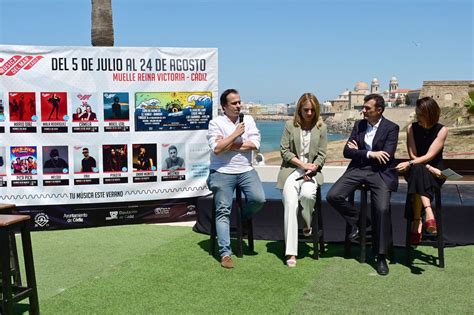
[348,225,359,240]
[376,255,389,276]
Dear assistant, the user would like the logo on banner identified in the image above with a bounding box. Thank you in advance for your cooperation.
[0,55,44,76]
[105,211,119,221]
[185,204,197,216]
[34,213,50,228]
[178,205,197,218]
[153,207,170,218]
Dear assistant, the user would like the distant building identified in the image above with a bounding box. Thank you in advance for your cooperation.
[322,101,332,113]
[349,81,370,108]
[274,103,288,115]
[389,76,399,94]
[420,80,474,107]
[389,89,411,104]
[371,78,380,94]
[405,89,420,106]
[328,76,417,111]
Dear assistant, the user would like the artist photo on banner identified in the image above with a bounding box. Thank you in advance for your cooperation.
[10,146,38,187]
[0,147,6,187]
[161,143,185,181]
[103,92,130,132]
[40,92,68,133]
[0,96,5,133]
[8,92,38,133]
[73,145,100,185]
[102,144,128,184]
[132,143,157,183]
[71,93,99,133]
[42,145,69,186]
[134,92,212,132]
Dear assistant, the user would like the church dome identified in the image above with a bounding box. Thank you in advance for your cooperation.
[323,101,332,107]
[390,76,398,82]
[354,81,369,91]
[372,78,379,83]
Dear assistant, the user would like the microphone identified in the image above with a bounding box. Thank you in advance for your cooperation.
[239,112,244,123]
[295,170,318,181]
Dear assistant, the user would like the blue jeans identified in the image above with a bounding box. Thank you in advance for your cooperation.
[207,169,266,257]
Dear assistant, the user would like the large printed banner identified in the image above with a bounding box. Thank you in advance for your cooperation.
[0,45,217,229]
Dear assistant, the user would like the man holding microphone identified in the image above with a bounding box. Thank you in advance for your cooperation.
[207,89,266,268]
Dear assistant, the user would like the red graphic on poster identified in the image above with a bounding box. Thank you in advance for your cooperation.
[8,92,36,122]
[40,92,68,121]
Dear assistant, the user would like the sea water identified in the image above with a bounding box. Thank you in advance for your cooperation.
[256,120,346,153]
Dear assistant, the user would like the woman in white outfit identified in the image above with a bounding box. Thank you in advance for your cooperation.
[276,93,327,267]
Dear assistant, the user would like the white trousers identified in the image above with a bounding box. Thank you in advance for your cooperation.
[282,169,318,256]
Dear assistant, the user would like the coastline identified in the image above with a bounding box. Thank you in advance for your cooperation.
[254,115,292,121]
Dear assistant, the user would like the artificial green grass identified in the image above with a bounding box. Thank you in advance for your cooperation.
[14,225,474,314]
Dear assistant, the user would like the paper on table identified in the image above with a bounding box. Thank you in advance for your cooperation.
[441,168,463,180]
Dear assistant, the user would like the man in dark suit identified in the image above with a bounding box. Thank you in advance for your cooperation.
[326,94,399,276]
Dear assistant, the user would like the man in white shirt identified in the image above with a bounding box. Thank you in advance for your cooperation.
[207,89,266,269]
[326,94,399,276]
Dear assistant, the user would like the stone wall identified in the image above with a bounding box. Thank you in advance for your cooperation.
[324,107,415,134]
[420,80,474,107]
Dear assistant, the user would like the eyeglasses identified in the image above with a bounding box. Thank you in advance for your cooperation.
[230,101,241,105]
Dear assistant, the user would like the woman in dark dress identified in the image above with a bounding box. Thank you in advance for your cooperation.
[395,97,448,245]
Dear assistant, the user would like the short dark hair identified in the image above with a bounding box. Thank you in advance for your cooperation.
[416,97,440,127]
[168,145,177,153]
[364,94,385,111]
[220,89,239,107]
[50,149,59,157]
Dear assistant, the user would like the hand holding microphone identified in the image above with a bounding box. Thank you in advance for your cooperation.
[233,112,245,138]
[295,163,319,180]
[239,112,244,123]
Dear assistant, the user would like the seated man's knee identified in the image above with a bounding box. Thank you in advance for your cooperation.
[250,195,266,207]
[326,188,342,205]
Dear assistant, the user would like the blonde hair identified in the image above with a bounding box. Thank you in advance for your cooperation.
[293,93,322,128]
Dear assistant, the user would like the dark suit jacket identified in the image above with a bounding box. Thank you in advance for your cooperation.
[343,117,399,192]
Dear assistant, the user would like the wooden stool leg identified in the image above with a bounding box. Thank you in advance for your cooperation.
[359,189,367,264]
[20,226,39,315]
[9,233,22,286]
[1,229,14,315]
[235,187,244,258]
[247,218,254,253]
[344,191,355,258]
[209,198,216,256]
[435,189,445,268]
[344,223,352,258]
[235,205,243,258]
[312,208,319,260]
[318,205,325,254]
[405,216,412,266]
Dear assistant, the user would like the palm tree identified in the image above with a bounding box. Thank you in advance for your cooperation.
[91,0,114,46]
[465,91,474,115]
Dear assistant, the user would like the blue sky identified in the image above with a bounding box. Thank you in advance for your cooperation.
[0,0,472,104]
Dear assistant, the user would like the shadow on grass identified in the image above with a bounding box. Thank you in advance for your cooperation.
[265,240,329,265]
[405,246,444,274]
[197,238,258,262]
[341,244,442,275]
[11,303,30,315]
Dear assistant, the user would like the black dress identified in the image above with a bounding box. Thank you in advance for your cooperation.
[404,122,445,217]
